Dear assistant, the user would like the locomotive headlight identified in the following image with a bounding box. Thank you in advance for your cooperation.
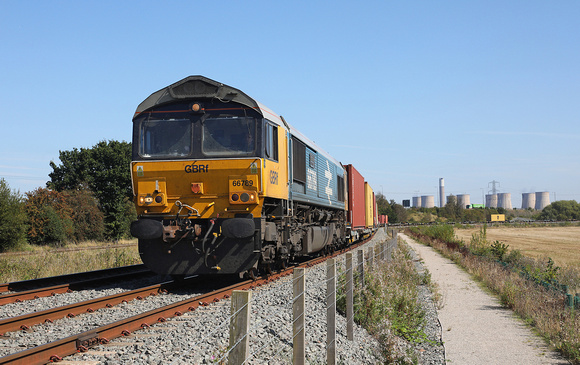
[143,195,154,204]
[190,103,203,113]
[240,193,250,202]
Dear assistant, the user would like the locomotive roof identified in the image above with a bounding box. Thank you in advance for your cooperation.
[134,75,260,116]
[134,75,342,168]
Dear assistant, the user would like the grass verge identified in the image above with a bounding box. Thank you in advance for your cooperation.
[337,240,439,364]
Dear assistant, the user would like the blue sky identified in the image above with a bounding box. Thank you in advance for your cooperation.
[1,1,579,208]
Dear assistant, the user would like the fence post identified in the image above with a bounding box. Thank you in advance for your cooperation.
[357,249,364,287]
[346,252,354,341]
[566,293,573,308]
[381,241,385,261]
[293,268,305,365]
[368,246,373,269]
[327,258,336,365]
[229,290,251,365]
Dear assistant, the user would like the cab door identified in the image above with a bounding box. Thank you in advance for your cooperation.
[262,120,288,200]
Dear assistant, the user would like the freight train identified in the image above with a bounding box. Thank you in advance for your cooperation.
[129,76,381,278]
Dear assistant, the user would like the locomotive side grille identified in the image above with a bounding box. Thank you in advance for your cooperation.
[337,175,345,202]
[292,137,306,184]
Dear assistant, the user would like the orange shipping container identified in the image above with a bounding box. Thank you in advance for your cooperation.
[346,164,366,230]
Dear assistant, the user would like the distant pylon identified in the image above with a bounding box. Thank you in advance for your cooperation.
[488,180,500,195]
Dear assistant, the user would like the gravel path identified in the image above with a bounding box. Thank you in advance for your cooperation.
[400,233,569,365]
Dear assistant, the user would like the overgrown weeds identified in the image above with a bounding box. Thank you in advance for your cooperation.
[408,224,580,364]
[337,241,439,364]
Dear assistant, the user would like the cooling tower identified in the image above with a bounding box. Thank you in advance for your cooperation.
[412,196,422,208]
[535,192,550,210]
[521,193,536,210]
[486,194,498,208]
[457,194,471,209]
[439,178,445,208]
[421,195,435,208]
[498,193,512,210]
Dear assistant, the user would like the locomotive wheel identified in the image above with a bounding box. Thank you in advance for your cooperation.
[246,268,258,281]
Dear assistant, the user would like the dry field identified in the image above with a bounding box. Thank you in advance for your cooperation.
[454,226,580,268]
[0,240,140,283]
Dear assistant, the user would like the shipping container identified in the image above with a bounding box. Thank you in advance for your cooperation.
[374,193,378,227]
[378,215,389,225]
[345,164,366,229]
[364,182,374,228]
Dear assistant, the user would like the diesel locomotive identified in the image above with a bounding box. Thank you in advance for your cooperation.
[130,76,377,278]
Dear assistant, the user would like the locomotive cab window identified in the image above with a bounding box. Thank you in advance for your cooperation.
[264,121,278,161]
[202,116,256,156]
[139,118,192,158]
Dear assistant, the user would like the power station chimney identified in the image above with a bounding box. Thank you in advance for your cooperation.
[439,178,445,207]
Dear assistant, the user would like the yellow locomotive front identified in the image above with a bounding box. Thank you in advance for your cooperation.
[130,76,288,277]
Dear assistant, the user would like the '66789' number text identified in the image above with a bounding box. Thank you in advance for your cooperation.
[232,180,253,187]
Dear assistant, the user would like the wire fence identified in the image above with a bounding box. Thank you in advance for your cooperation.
[168,228,398,364]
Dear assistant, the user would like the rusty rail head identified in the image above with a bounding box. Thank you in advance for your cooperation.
[0,281,173,336]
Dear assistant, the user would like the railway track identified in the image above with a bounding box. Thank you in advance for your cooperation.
[0,264,151,293]
[0,265,153,305]
[0,234,374,365]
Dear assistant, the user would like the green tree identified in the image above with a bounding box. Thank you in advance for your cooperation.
[376,193,407,223]
[442,195,463,221]
[391,200,407,223]
[63,187,106,242]
[0,179,28,251]
[48,140,133,239]
[538,200,580,221]
[463,208,486,223]
[376,192,390,216]
[25,188,73,245]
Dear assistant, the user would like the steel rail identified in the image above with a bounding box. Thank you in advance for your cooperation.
[0,264,149,294]
[0,232,376,365]
[0,284,75,306]
[0,280,181,335]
